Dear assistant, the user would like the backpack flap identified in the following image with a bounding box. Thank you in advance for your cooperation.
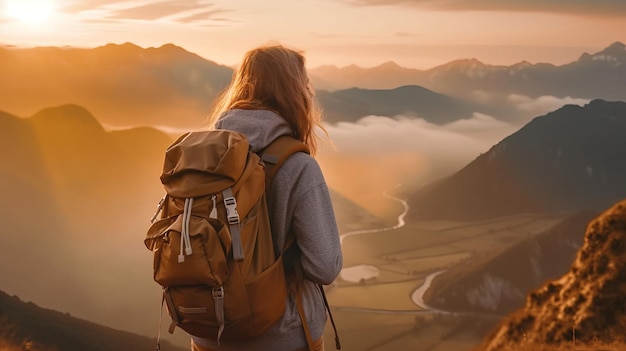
[160,130,252,198]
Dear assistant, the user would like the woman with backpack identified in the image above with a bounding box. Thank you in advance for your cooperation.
[191,44,343,351]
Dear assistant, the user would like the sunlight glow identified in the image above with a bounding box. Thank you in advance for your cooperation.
[5,0,55,25]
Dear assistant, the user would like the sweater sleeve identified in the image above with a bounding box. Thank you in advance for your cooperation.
[290,162,343,285]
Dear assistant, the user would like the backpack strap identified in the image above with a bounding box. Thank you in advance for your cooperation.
[260,137,342,350]
[260,135,309,254]
[260,135,310,190]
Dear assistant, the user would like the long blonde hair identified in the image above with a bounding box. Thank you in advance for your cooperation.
[208,44,325,154]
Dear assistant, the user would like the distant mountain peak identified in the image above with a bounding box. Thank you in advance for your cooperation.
[606,41,626,52]
[97,42,142,51]
[93,42,200,60]
[579,41,626,64]
[30,104,105,134]
[374,61,403,70]
[153,43,193,55]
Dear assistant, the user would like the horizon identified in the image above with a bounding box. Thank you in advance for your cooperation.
[1,0,625,69]
[1,40,623,71]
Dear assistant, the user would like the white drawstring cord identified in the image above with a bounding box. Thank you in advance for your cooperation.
[183,197,193,255]
[178,198,194,262]
[209,195,217,219]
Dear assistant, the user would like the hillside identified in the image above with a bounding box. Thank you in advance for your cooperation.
[0,290,186,351]
[424,210,598,315]
[0,105,176,338]
[475,199,626,351]
[408,99,626,221]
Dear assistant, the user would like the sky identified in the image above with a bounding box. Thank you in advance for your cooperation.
[1,0,625,69]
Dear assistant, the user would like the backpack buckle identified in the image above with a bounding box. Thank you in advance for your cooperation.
[212,286,224,299]
[224,196,240,224]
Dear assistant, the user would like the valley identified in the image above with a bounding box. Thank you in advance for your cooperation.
[326,189,567,350]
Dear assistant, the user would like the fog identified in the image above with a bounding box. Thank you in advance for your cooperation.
[507,94,590,115]
[317,113,518,217]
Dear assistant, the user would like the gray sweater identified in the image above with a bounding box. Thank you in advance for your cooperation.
[191,109,343,351]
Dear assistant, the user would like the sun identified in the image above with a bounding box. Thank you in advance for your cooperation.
[4,0,56,25]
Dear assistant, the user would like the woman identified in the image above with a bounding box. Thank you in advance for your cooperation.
[191,45,343,351]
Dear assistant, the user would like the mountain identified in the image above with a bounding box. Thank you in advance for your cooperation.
[317,85,476,124]
[0,104,175,338]
[475,199,626,350]
[0,110,71,303]
[0,289,186,351]
[0,42,233,129]
[309,42,626,101]
[423,210,597,315]
[407,99,626,221]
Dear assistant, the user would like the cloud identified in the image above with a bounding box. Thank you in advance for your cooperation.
[317,113,517,213]
[58,0,230,23]
[324,113,513,158]
[395,32,418,37]
[507,94,590,115]
[174,8,232,23]
[106,0,213,21]
[59,0,130,13]
[340,0,626,16]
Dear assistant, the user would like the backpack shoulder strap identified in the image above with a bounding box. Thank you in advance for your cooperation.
[260,136,310,188]
[260,137,342,350]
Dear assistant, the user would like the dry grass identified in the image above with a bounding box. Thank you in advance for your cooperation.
[488,341,626,351]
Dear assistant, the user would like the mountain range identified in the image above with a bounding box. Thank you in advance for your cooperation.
[310,42,626,102]
[3,42,468,130]
[316,85,476,124]
[3,42,625,131]
[407,99,626,221]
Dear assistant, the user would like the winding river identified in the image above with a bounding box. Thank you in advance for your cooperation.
[338,185,447,312]
[339,185,408,245]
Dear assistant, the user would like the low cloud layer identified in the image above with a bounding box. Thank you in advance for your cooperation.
[508,94,591,115]
[317,113,517,216]
[341,0,626,16]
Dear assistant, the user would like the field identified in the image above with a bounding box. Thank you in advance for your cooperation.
[324,211,567,351]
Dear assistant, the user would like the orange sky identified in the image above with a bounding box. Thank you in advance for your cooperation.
[1,0,625,69]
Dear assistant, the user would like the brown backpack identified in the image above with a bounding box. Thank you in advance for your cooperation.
[144,130,309,344]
